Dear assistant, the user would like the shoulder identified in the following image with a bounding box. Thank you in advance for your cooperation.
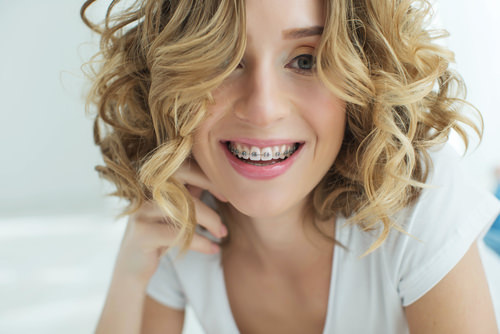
[161,246,222,286]
[146,246,222,310]
[404,241,498,333]
[380,144,500,306]
[405,144,499,239]
[339,144,499,253]
[334,144,500,307]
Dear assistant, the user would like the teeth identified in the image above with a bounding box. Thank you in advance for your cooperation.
[228,142,298,161]
[250,147,260,161]
[273,146,281,159]
[261,147,273,161]
[280,145,287,159]
[236,143,243,158]
[240,143,249,159]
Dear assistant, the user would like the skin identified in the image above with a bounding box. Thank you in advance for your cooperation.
[190,1,345,330]
[96,0,498,333]
[191,0,345,272]
[405,241,498,333]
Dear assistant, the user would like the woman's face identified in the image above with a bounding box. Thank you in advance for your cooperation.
[192,0,346,218]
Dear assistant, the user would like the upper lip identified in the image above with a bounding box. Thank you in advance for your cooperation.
[221,138,305,147]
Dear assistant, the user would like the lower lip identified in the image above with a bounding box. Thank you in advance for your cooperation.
[221,142,304,180]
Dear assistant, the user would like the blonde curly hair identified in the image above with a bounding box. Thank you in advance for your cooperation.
[81,0,480,254]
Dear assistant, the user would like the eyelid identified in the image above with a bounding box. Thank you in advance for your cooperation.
[292,46,316,57]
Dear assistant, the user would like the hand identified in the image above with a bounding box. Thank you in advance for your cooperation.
[112,158,228,283]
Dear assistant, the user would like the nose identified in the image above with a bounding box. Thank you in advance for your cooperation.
[234,64,289,127]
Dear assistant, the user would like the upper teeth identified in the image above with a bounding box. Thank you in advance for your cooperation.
[228,142,298,161]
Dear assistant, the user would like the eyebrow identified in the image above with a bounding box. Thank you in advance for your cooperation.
[282,26,324,40]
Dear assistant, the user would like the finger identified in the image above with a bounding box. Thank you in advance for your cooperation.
[188,234,221,254]
[186,184,204,199]
[135,200,225,243]
[132,200,169,221]
[159,235,219,258]
[136,198,225,240]
[193,196,227,238]
[176,159,227,202]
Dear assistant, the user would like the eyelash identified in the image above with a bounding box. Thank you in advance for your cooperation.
[235,54,317,76]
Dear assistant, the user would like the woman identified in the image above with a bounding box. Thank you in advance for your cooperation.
[81,0,500,332]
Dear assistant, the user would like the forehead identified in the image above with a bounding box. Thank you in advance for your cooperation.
[245,0,325,40]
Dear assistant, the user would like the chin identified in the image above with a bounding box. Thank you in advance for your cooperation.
[227,190,305,219]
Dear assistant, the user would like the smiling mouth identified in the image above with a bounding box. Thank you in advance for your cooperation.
[225,141,301,166]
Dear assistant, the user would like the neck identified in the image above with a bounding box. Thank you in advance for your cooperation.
[221,198,335,274]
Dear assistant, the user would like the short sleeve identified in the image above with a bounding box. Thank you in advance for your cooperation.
[146,252,186,310]
[388,145,500,306]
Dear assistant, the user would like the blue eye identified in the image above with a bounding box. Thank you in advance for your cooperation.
[288,54,316,74]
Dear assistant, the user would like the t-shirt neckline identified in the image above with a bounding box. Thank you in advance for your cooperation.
[216,217,344,333]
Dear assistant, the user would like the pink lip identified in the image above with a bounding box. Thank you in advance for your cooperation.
[221,141,304,180]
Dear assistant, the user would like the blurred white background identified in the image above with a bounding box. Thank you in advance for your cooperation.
[0,1,499,333]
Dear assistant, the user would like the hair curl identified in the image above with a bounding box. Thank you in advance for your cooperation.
[81,0,480,254]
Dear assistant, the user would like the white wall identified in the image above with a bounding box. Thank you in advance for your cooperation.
[438,0,500,189]
[0,1,108,216]
[0,0,499,217]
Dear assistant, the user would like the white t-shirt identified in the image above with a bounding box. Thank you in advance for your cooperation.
[146,145,500,333]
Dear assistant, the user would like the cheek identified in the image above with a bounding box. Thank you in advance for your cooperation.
[317,99,346,141]
[298,85,347,144]
[193,87,231,147]
[191,100,232,182]
[192,112,217,169]
[210,78,241,107]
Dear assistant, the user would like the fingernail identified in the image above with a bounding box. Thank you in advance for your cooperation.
[220,224,228,237]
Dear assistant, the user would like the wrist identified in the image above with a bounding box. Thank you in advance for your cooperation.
[111,257,155,289]
[109,270,151,298]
